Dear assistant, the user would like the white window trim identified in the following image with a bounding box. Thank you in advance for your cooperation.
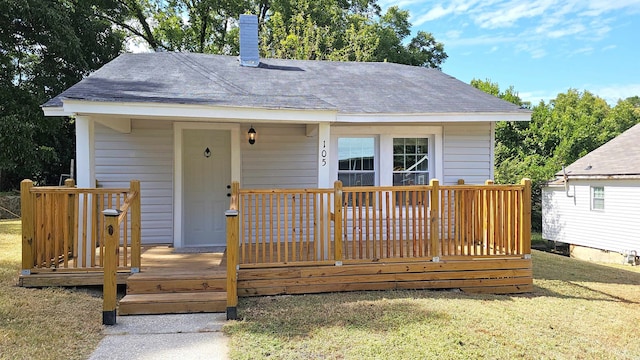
[336,136,379,186]
[330,126,443,186]
[591,186,605,211]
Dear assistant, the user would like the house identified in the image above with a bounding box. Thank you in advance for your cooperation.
[31,15,534,316]
[42,15,529,251]
[542,122,640,264]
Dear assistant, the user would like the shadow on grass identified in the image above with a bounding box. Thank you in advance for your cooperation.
[230,291,455,338]
[532,250,640,284]
[529,250,640,304]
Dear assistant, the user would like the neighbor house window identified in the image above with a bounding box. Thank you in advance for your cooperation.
[338,137,375,187]
[393,138,429,186]
[592,186,604,210]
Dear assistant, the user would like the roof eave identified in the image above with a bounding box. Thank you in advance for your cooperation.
[550,174,640,182]
[42,106,72,117]
[51,99,338,123]
[336,111,531,123]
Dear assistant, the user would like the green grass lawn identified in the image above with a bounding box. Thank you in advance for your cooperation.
[2,220,640,359]
[0,220,103,360]
[225,248,640,359]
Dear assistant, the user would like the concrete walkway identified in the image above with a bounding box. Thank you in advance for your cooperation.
[88,313,229,360]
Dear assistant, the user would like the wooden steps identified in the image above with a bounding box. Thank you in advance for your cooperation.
[119,272,227,315]
[119,292,227,315]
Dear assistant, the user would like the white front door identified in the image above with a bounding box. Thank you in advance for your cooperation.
[182,129,231,246]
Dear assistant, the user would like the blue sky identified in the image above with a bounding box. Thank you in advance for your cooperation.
[379,0,640,105]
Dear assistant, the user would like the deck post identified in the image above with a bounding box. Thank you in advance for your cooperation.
[333,181,343,264]
[102,209,120,325]
[484,180,493,249]
[130,180,141,272]
[64,179,75,263]
[20,180,35,274]
[226,181,240,320]
[520,178,532,257]
[429,179,440,261]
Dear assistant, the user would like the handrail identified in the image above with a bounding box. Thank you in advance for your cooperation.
[231,179,532,266]
[20,179,142,275]
[102,179,141,325]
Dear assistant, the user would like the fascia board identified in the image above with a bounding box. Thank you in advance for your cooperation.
[61,99,337,123]
[337,112,531,123]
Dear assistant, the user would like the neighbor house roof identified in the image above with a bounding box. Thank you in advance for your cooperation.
[43,52,529,117]
[557,122,640,179]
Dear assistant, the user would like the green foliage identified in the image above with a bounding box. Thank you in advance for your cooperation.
[97,0,447,68]
[0,0,123,190]
[472,79,640,231]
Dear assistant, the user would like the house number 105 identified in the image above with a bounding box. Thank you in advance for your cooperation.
[321,141,327,166]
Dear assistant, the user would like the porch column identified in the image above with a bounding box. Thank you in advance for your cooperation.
[317,122,331,188]
[75,115,95,266]
[317,122,331,259]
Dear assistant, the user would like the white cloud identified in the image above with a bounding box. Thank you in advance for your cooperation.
[515,43,547,58]
[521,84,640,105]
[519,89,560,104]
[412,0,484,25]
[386,0,638,62]
[580,0,640,17]
[590,84,640,103]
[473,0,556,29]
[546,22,586,38]
[569,47,594,56]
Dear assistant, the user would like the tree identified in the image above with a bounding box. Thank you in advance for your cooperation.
[95,0,448,68]
[0,0,124,190]
[472,79,640,231]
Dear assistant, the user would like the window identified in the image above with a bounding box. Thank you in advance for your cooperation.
[592,186,604,210]
[338,137,375,187]
[393,138,429,186]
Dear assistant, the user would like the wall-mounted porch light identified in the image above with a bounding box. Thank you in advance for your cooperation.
[248,126,257,145]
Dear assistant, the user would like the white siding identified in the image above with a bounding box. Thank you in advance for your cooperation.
[95,120,174,244]
[443,123,492,184]
[241,124,318,188]
[542,179,640,253]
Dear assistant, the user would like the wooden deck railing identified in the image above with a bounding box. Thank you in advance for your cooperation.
[20,179,141,275]
[227,178,531,268]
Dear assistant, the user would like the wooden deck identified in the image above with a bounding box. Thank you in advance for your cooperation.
[19,246,226,287]
[236,242,532,296]
[20,179,534,318]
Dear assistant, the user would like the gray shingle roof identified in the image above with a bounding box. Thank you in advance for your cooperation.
[560,122,640,177]
[43,52,529,115]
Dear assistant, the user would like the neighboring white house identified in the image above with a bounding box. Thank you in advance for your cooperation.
[42,15,530,249]
[542,123,640,264]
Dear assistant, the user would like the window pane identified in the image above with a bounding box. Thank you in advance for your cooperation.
[393,155,404,170]
[338,137,375,187]
[416,155,428,171]
[393,172,429,186]
[592,186,604,210]
[339,172,375,187]
[405,138,416,154]
[416,138,428,154]
[593,199,604,210]
[392,137,429,186]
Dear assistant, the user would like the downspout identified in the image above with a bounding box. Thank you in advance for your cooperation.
[563,166,573,198]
